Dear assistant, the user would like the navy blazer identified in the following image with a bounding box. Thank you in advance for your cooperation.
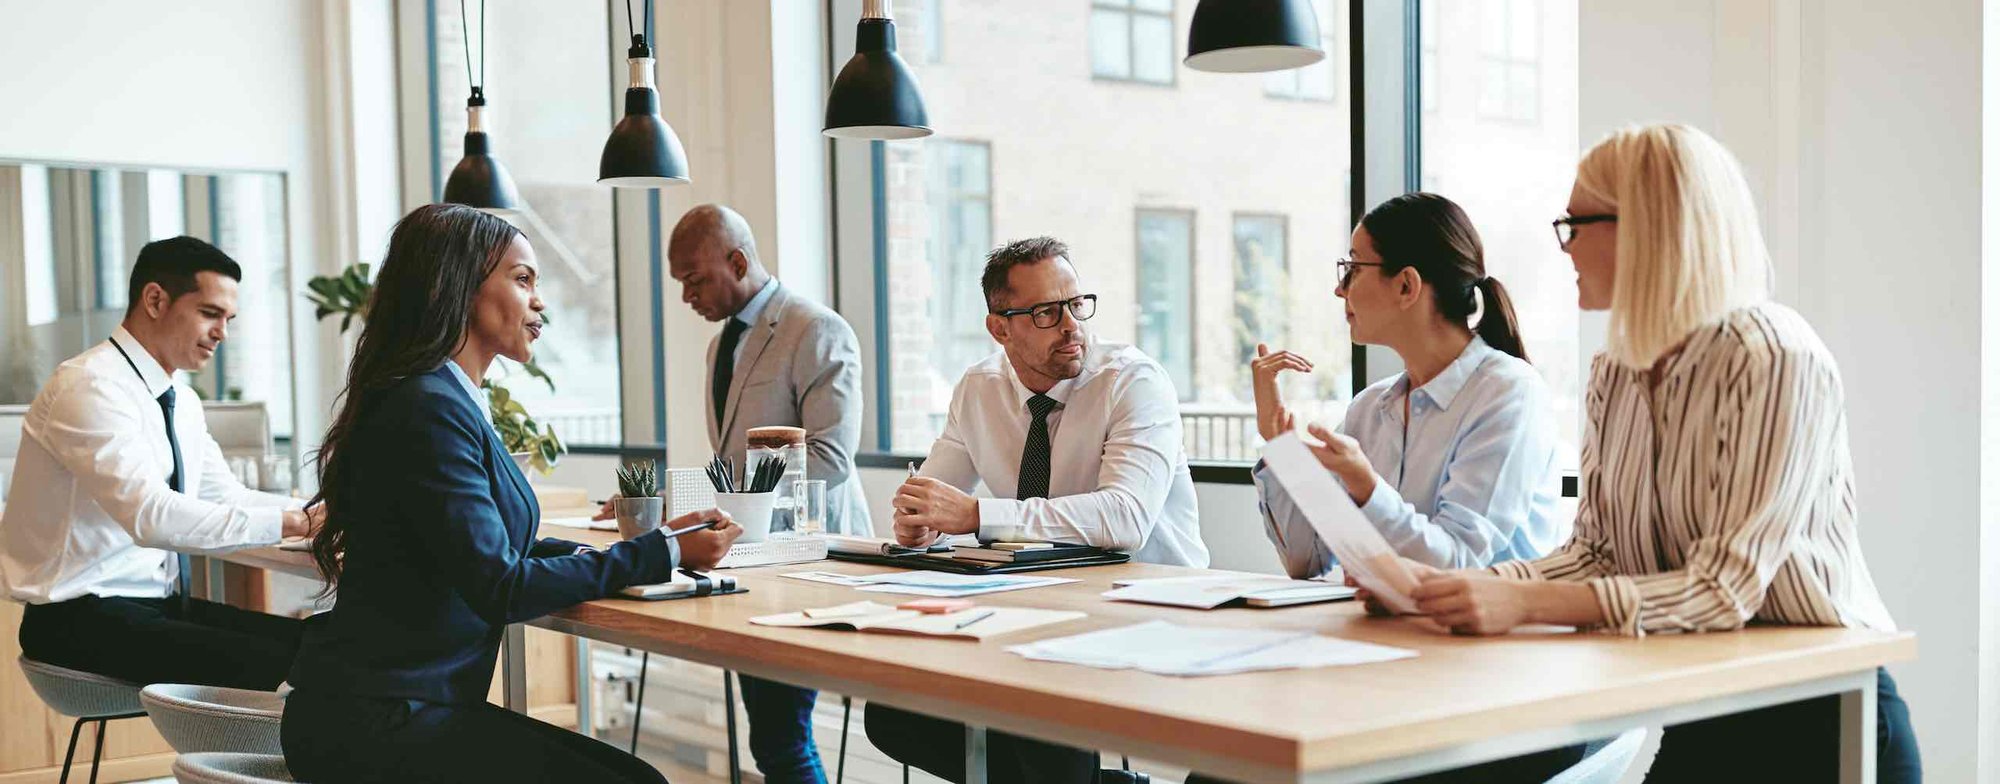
[289,365,677,704]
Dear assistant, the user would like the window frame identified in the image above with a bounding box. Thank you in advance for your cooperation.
[1090,0,1180,86]
[1476,0,1541,123]
[832,0,1438,485]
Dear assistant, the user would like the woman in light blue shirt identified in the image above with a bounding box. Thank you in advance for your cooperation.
[1253,192,1566,573]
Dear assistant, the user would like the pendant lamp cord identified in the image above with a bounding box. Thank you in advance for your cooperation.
[459,0,485,93]
[622,0,653,45]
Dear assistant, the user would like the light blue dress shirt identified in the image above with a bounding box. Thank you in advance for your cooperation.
[1254,336,1566,574]
[730,278,779,366]
[443,359,492,424]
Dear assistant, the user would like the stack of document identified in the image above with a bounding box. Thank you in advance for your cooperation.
[1006,620,1415,677]
[750,601,1085,641]
[785,570,1077,597]
[1103,575,1355,609]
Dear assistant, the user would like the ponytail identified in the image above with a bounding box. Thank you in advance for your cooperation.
[1474,277,1529,362]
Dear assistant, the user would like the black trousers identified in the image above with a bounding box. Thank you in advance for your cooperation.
[282,688,667,784]
[19,594,302,690]
[864,703,1099,784]
[1649,667,1921,783]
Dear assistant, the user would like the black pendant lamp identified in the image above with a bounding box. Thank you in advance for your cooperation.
[599,0,690,187]
[823,0,932,140]
[442,0,520,209]
[1185,0,1326,73]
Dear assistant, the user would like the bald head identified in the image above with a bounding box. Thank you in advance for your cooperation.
[668,204,770,322]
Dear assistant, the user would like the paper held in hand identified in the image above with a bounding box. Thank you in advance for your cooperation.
[1260,433,1422,613]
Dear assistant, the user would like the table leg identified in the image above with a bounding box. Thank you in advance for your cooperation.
[1839,673,1877,784]
[574,636,593,735]
[503,623,528,713]
[965,724,988,784]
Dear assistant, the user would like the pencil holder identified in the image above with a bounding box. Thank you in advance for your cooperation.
[714,492,776,543]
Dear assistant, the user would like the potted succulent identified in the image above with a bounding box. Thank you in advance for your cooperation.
[307,262,567,474]
[612,460,664,540]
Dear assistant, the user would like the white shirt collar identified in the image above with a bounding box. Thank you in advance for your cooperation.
[108,326,173,398]
[734,278,780,327]
[443,359,493,422]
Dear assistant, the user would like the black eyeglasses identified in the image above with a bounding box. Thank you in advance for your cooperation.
[1552,214,1617,250]
[1335,256,1383,288]
[992,294,1098,329]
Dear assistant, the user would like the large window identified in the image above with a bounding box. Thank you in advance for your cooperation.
[1091,0,1177,85]
[861,0,1353,460]
[1265,0,1341,102]
[1135,209,1194,396]
[1477,0,1543,123]
[1423,0,1580,462]
[430,1,623,446]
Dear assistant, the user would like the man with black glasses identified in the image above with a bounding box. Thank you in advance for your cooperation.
[865,236,1206,784]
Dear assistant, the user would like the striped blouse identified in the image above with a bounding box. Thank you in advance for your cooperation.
[1491,302,1897,637]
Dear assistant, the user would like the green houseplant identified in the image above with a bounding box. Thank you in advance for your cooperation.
[306,262,567,474]
[611,460,663,539]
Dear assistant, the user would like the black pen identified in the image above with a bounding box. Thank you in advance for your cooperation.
[951,609,996,630]
[659,518,724,539]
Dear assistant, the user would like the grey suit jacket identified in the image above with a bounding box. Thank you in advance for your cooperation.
[706,283,872,535]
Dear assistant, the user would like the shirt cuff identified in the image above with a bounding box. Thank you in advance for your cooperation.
[975,498,1023,542]
[247,507,286,546]
[1356,475,1402,524]
[1585,575,1644,636]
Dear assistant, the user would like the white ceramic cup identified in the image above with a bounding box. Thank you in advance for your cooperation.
[714,492,777,544]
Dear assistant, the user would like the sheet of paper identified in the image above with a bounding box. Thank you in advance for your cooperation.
[542,516,617,532]
[1005,620,1416,677]
[803,600,893,619]
[1259,433,1421,613]
[783,570,877,587]
[876,607,1088,640]
[848,571,1078,598]
[1101,575,1308,609]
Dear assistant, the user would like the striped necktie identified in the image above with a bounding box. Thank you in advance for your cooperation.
[1016,393,1059,500]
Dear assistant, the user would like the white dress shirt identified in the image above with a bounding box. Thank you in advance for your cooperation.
[917,338,1209,567]
[0,327,297,604]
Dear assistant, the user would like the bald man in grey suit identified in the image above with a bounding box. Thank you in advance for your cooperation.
[674,203,867,783]
[673,204,871,539]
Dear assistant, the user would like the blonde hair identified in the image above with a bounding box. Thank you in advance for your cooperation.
[1575,124,1772,367]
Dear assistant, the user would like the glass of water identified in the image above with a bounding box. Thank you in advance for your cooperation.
[791,479,827,536]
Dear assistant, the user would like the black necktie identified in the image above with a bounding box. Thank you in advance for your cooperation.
[157,387,191,610]
[1017,394,1059,500]
[713,318,751,430]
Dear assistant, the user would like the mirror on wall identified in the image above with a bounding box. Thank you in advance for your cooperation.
[0,162,294,438]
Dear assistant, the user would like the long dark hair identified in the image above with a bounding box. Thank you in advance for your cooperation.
[1358,192,1529,362]
[309,204,522,590]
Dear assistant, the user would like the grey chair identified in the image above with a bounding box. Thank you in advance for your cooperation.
[141,683,286,755]
[171,752,297,783]
[16,655,148,784]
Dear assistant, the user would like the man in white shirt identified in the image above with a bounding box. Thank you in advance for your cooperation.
[867,236,1205,784]
[0,236,315,690]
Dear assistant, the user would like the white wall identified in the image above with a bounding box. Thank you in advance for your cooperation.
[1580,1,1990,779]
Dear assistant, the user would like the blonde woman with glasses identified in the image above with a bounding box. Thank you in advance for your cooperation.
[1382,123,1919,781]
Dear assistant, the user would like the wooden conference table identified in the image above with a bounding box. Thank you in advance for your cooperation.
[223,517,1913,784]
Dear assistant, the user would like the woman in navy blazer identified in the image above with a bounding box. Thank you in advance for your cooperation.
[281,204,740,783]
